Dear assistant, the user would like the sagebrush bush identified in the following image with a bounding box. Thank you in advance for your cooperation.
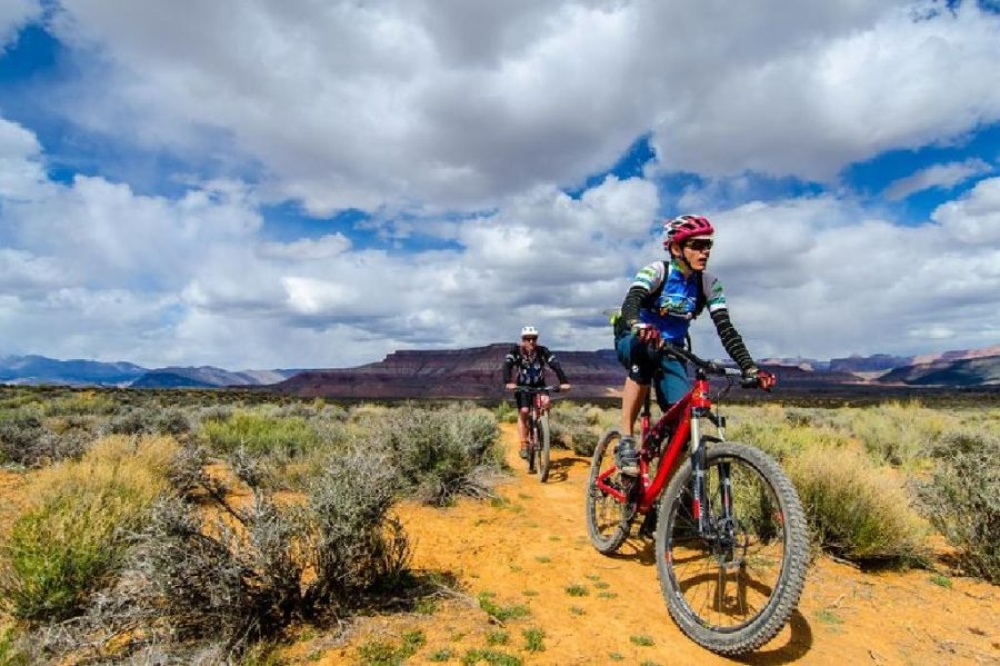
[549,402,599,456]
[845,401,951,468]
[918,429,1000,583]
[198,409,321,458]
[789,445,929,565]
[0,435,178,621]
[367,405,503,505]
[100,444,411,659]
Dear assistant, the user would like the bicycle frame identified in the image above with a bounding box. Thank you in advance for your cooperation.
[595,350,730,518]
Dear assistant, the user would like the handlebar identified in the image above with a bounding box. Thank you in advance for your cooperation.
[508,385,563,393]
[656,342,769,390]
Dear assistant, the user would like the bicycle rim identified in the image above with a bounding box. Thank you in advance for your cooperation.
[538,414,551,482]
[585,430,632,554]
[655,442,808,655]
[527,418,537,473]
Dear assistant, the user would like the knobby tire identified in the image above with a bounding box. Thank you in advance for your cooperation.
[654,441,809,655]
[585,429,633,554]
[538,413,551,482]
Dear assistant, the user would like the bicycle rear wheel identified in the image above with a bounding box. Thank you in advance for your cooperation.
[526,416,538,474]
[654,442,808,655]
[585,430,633,554]
[537,413,551,482]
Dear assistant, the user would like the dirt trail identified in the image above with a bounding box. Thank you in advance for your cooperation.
[2,425,996,665]
[297,424,1000,665]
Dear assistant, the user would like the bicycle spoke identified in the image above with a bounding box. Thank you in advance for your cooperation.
[659,447,798,638]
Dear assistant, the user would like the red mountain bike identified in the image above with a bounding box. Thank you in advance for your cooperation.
[512,386,560,482]
[585,343,808,655]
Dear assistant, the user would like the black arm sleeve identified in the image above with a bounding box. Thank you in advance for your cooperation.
[547,356,570,384]
[621,285,650,328]
[502,347,517,384]
[709,308,756,371]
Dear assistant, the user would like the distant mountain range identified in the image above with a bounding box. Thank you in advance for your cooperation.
[0,355,300,389]
[2,343,1000,398]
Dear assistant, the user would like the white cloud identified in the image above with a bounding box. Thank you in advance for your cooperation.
[3,3,1000,369]
[44,1,1000,214]
[884,159,993,200]
[0,0,39,49]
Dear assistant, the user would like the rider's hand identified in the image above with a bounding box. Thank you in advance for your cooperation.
[756,369,777,391]
[632,323,661,345]
[559,383,571,392]
[742,367,776,391]
[505,382,517,390]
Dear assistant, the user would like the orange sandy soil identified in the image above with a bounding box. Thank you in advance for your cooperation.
[280,424,1000,666]
[1,425,997,666]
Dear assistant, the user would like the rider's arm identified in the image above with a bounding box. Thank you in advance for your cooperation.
[620,284,649,329]
[502,346,518,384]
[542,348,570,385]
[620,261,665,329]
[708,307,756,373]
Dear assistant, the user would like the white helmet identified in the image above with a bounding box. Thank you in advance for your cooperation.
[520,325,539,338]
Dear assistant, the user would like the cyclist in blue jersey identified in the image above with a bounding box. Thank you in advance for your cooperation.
[504,326,572,459]
[613,215,775,475]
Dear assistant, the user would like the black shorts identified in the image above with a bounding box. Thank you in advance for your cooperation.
[514,388,545,410]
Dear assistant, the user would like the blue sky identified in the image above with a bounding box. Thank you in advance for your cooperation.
[1,0,1000,370]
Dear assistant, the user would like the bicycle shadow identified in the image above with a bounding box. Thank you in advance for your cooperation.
[534,450,590,484]
[608,537,814,663]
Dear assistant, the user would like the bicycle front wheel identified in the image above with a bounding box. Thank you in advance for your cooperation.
[585,429,632,554]
[537,413,551,482]
[654,442,808,655]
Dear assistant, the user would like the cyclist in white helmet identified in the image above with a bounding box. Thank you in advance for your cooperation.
[503,326,571,459]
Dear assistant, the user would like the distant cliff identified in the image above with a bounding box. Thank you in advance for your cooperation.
[270,344,624,399]
[266,344,873,400]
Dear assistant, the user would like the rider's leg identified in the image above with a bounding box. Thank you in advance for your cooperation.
[620,376,649,436]
[615,332,654,476]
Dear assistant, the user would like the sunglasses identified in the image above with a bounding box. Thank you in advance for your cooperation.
[522,337,538,343]
[686,238,714,252]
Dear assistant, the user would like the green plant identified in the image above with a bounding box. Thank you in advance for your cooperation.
[460,648,521,666]
[485,630,508,646]
[428,648,454,662]
[919,429,1000,583]
[0,435,177,621]
[198,409,321,458]
[630,634,655,647]
[477,591,529,622]
[357,630,425,666]
[522,627,545,652]
[564,584,588,597]
[789,445,929,564]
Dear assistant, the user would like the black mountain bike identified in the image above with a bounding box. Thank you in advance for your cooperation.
[513,386,560,482]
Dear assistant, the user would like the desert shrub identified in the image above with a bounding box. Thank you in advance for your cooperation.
[43,391,117,417]
[302,446,411,605]
[100,445,411,659]
[788,445,929,565]
[0,435,178,621]
[731,418,850,464]
[368,405,503,505]
[918,429,1000,583]
[0,408,47,466]
[549,403,599,456]
[845,401,950,467]
[494,400,518,424]
[197,409,321,458]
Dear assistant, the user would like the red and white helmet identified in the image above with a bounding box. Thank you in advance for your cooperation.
[663,214,714,250]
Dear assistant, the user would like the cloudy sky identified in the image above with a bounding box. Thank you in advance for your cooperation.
[1,0,999,370]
